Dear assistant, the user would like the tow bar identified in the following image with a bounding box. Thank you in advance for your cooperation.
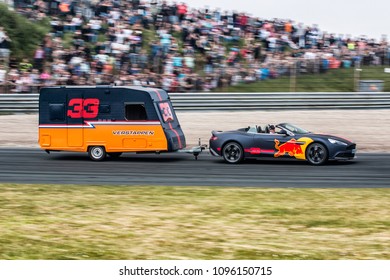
[177,138,208,160]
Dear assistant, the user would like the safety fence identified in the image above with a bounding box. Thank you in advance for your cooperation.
[1,92,390,113]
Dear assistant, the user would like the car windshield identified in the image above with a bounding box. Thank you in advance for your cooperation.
[279,123,310,134]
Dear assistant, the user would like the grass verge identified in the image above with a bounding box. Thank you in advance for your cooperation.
[1,184,389,260]
[225,66,390,92]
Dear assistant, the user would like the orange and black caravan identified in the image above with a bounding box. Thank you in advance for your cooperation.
[39,86,186,160]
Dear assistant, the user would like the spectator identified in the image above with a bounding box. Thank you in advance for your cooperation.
[177,2,187,22]
[0,0,388,93]
[0,64,6,90]
[33,45,45,72]
[19,59,33,73]
[40,68,53,86]
[18,71,33,93]
[0,27,11,59]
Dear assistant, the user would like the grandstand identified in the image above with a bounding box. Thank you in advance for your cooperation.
[0,0,389,93]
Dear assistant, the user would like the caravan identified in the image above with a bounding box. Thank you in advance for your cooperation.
[38,86,200,160]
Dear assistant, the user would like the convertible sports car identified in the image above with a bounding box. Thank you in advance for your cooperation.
[209,123,356,165]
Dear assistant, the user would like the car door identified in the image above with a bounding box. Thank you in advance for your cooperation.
[253,132,295,158]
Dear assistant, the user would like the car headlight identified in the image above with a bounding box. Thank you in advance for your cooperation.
[328,138,348,146]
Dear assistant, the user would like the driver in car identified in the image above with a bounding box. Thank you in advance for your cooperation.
[268,124,276,134]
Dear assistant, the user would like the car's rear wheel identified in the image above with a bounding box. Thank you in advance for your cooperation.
[88,146,106,161]
[306,143,328,165]
[222,142,244,164]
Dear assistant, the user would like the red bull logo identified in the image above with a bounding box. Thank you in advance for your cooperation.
[274,138,303,157]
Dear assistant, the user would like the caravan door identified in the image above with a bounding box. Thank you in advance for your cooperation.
[66,91,100,147]
[66,91,84,147]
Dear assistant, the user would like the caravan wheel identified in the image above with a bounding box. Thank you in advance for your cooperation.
[88,146,106,161]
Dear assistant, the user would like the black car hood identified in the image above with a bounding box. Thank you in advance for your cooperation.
[308,133,354,144]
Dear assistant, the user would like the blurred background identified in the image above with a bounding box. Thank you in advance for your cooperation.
[0,0,389,94]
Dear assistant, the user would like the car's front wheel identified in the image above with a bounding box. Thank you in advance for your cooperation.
[222,142,244,164]
[88,146,106,161]
[306,143,328,165]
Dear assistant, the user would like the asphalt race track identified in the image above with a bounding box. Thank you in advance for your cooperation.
[0,148,389,188]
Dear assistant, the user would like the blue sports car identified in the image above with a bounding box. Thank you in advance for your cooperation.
[209,123,357,165]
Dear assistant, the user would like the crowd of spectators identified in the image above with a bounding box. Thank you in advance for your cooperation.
[1,0,390,93]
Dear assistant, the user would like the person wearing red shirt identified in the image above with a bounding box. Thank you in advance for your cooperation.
[177,2,187,22]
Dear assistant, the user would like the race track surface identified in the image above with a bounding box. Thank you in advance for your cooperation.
[0,148,389,188]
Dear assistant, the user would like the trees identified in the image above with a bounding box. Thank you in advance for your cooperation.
[0,4,50,61]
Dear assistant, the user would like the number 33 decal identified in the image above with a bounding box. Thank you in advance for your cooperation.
[67,98,100,119]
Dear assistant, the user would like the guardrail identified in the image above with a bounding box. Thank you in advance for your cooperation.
[1,92,390,113]
[170,92,390,110]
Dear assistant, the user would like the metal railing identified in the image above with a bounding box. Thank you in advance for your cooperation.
[170,92,390,110]
[1,92,390,113]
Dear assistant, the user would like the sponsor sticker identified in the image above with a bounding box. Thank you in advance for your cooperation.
[113,130,155,136]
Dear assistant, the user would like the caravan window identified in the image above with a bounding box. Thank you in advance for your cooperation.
[49,103,65,122]
[125,103,147,120]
